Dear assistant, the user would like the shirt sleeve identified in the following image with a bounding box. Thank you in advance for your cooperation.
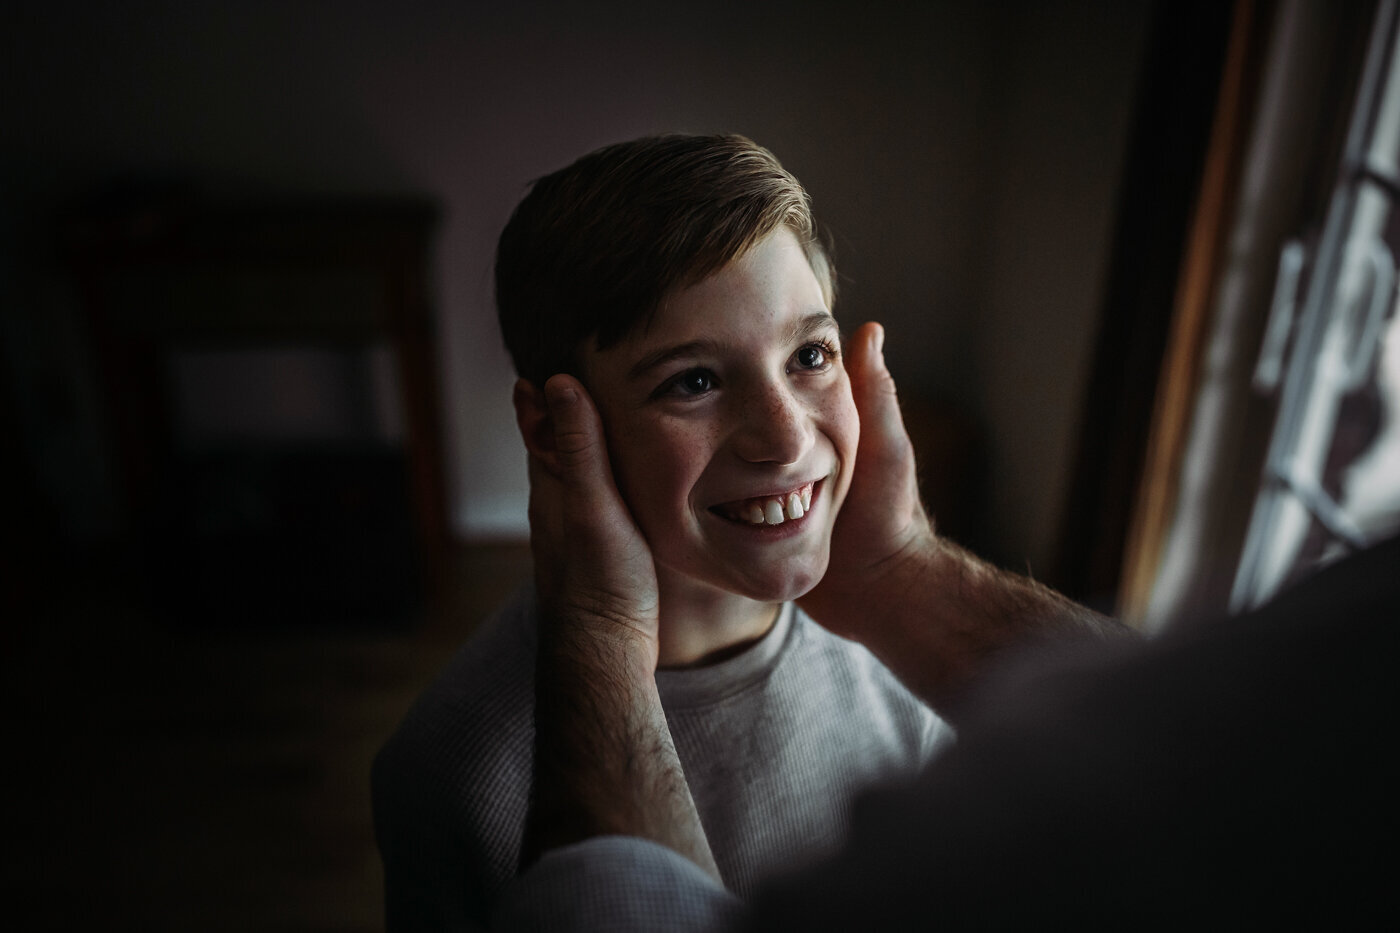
[492,837,744,932]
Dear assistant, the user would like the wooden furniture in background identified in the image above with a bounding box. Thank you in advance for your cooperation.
[63,194,446,626]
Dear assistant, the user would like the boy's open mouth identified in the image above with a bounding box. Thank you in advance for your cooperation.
[710,481,819,526]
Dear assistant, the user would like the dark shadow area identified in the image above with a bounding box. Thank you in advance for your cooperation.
[53,190,447,632]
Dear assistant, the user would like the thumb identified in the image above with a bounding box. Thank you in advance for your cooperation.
[543,374,614,498]
[848,322,909,463]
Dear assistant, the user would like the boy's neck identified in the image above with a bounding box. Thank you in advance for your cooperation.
[654,570,782,670]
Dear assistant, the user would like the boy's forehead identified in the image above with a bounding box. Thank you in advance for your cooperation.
[579,227,834,379]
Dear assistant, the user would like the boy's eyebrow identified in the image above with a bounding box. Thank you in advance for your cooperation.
[628,310,837,381]
[627,339,724,380]
[786,310,840,345]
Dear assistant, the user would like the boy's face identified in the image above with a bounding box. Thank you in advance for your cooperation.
[582,227,859,604]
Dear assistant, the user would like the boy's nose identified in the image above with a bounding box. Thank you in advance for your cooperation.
[730,383,815,465]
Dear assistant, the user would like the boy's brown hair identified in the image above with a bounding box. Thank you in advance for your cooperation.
[495,134,834,386]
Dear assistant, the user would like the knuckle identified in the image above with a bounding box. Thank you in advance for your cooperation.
[553,424,594,458]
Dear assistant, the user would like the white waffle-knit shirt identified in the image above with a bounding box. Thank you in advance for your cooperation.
[372,586,950,931]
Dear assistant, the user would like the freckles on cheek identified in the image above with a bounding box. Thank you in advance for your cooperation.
[598,419,649,503]
[823,387,860,449]
[609,421,689,502]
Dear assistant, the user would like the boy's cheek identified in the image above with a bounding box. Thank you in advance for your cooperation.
[824,390,861,461]
[827,397,861,516]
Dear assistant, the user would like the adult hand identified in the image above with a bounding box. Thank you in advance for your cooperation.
[800,322,936,637]
[524,374,661,666]
[800,323,1123,717]
[519,374,718,878]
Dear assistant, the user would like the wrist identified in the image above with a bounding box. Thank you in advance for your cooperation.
[541,613,660,679]
[538,581,661,668]
[800,509,938,637]
[847,522,942,651]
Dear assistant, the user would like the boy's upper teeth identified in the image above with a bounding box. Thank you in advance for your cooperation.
[726,482,815,525]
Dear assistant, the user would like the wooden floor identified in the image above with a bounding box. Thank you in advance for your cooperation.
[5,543,534,932]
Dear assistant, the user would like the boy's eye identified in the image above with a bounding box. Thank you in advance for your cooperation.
[657,368,715,398]
[794,341,837,370]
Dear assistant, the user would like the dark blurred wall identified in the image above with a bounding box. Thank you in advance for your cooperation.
[1,0,1151,572]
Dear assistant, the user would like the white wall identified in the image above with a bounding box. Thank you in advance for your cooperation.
[2,0,1150,571]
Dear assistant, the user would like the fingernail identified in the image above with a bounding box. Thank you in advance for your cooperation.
[872,324,886,361]
[546,380,577,408]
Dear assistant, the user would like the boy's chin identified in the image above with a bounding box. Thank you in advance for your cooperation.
[656,544,832,605]
[728,558,829,604]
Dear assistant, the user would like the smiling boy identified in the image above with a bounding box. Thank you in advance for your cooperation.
[542,224,856,666]
[372,135,949,930]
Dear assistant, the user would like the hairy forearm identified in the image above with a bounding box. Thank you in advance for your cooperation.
[522,622,721,882]
[842,532,1128,721]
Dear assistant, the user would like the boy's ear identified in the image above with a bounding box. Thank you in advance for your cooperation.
[513,378,556,462]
